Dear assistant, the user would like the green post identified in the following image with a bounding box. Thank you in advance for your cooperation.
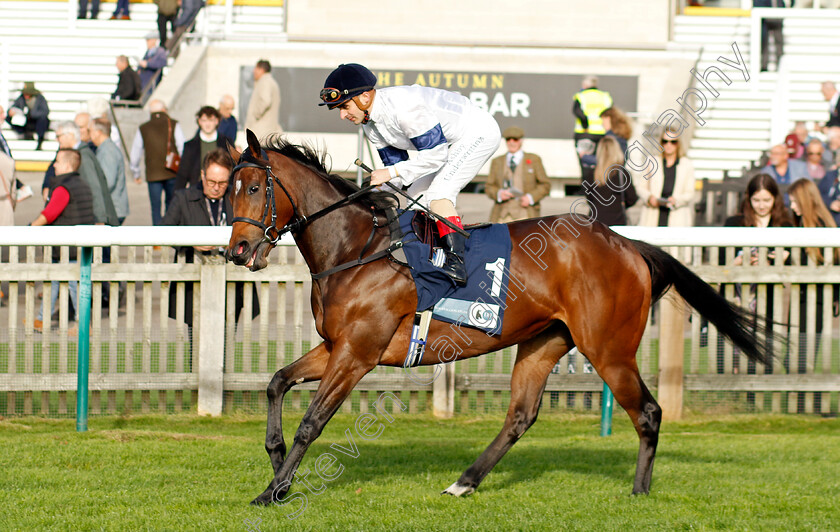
[76,247,92,432]
[600,381,613,437]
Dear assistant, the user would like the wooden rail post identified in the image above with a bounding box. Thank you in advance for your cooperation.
[659,294,685,420]
[197,255,226,416]
[433,363,455,418]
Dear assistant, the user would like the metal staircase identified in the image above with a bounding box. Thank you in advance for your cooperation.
[0,0,285,168]
[670,10,840,180]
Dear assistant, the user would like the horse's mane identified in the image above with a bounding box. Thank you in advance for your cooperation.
[261,135,397,213]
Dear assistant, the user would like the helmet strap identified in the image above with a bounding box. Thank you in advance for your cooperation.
[349,90,374,124]
[351,95,372,124]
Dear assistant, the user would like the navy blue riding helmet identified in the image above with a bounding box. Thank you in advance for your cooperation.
[319,63,377,110]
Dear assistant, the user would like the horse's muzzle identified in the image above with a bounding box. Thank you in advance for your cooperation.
[226,238,269,271]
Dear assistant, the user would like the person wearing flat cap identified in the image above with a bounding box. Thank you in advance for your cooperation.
[6,82,50,150]
[485,126,550,223]
[138,32,168,93]
[319,63,501,286]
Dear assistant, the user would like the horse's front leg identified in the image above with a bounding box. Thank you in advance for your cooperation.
[252,343,378,506]
[265,343,330,475]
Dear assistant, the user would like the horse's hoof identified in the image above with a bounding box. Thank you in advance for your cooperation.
[250,492,274,506]
[441,481,475,497]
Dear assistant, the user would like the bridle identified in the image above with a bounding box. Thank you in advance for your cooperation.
[229,146,304,245]
[229,147,405,279]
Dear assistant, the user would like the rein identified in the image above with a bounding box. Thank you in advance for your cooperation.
[229,147,403,279]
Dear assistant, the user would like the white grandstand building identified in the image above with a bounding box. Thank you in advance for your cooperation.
[2,0,839,184]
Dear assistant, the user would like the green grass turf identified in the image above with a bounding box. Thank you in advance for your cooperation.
[1,413,838,531]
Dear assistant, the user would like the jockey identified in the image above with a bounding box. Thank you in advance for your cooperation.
[319,63,501,286]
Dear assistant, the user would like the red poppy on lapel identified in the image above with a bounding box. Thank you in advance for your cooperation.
[526,159,532,165]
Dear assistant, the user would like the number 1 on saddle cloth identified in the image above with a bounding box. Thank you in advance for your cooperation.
[398,211,513,368]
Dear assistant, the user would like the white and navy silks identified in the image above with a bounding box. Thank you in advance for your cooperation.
[363,85,501,207]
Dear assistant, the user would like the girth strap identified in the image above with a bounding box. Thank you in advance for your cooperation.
[310,240,404,280]
[311,206,404,280]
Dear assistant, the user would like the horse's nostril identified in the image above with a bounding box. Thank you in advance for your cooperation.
[237,242,246,255]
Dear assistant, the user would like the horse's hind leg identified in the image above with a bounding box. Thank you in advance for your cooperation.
[443,328,569,497]
[264,343,330,474]
[591,357,661,494]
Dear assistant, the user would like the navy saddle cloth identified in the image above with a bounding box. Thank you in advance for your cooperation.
[397,210,512,335]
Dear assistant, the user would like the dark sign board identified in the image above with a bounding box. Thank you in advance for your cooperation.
[240,67,638,139]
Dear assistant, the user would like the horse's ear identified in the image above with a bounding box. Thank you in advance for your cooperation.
[246,129,261,156]
[224,136,240,162]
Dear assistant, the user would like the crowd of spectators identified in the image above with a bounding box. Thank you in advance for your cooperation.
[6,95,240,328]
[3,48,840,340]
[568,74,840,397]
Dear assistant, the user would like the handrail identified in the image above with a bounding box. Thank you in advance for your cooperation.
[1,226,837,248]
[112,6,206,108]
[107,99,131,159]
[676,44,705,145]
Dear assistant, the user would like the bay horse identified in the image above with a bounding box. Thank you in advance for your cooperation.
[225,131,773,506]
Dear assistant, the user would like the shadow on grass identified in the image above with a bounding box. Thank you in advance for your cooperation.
[271,439,641,495]
[263,433,772,497]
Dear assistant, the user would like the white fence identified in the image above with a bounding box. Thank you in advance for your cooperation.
[1,226,839,418]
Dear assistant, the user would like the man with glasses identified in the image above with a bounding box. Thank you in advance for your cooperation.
[163,148,232,231]
[319,63,501,286]
[163,148,259,350]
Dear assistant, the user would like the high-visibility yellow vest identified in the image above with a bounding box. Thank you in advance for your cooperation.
[574,88,613,135]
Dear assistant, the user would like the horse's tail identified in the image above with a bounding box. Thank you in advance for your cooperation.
[630,239,778,365]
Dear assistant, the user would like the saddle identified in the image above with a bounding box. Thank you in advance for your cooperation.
[409,211,491,252]
[393,210,513,366]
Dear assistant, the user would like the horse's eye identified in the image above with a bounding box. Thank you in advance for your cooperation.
[248,185,260,195]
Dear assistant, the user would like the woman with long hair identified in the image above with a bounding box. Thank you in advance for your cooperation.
[725,173,793,231]
[788,178,839,262]
[579,106,632,168]
[721,173,793,380]
[725,174,792,294]
[636,130,696,228]
[599,106,632,153]
[787,179,838,412]
[582,135,637,226]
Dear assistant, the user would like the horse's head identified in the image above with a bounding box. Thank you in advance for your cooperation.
[225,130,297,271]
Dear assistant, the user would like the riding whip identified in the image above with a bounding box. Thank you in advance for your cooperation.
[353,159,469,237]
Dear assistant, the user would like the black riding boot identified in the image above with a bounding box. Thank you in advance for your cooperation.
[441,232,467,286]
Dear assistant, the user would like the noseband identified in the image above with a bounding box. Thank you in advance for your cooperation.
[229,147,305,245]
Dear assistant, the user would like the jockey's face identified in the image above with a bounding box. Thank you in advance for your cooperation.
[337,98,366,125]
